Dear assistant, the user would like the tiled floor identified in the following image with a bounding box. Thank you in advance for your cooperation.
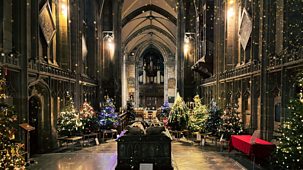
[28,139,262,170]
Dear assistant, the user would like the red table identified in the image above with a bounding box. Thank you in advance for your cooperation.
[229,135,276,159]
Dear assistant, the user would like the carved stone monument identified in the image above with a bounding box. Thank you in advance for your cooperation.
[116,126,173,170]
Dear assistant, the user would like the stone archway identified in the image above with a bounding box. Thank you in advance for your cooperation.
[28,96,41,155]
[28,80,52,153]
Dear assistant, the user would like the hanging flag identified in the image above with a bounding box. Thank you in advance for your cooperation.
[239,8,252,50]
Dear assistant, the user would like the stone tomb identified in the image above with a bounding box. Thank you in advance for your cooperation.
[115,127,173,170]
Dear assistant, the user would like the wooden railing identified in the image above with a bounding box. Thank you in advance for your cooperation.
[29,61,76,80]
[0,51,20,68]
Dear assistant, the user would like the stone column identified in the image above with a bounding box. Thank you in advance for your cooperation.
[121,53,127,107]
[164,61,168,102]
[15,0,29,158]
[260,0,269,140]
[71,0,81,111]
[113,0,122,108]
[135,62,140,107]
[176,0,185,96]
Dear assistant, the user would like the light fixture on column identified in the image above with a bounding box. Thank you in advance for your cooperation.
[227,8,235,18]
[103,31,115,60]
[227,0,235,18]
[184,33,195,57]
[60,1,68,18]
[184,38,190,55]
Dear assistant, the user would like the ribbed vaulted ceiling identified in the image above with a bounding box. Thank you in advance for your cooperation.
[122,0,177,56]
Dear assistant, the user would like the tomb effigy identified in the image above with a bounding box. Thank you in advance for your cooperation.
[116,121,173,170]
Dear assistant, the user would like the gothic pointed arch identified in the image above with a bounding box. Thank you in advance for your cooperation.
[28,78,53,153]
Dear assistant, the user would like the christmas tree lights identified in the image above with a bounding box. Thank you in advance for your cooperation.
[159,101,170,118]
[219,104,243,140]
[80,101,99,134]
[57,92,83,136]
[158,100,171,127]
[98,97,119,130]
[188,95,208,132]
[204,99,223,137]
[274,72,303,169]
[123,100,136,124]
[168,93,189,131]
[0,77,25,169]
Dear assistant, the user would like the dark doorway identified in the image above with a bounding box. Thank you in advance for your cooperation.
[29,96,41,155]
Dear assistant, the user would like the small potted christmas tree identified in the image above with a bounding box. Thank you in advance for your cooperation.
[124,100,136,124]
[188,95,208,133]
[80,101,98,134]
[168,93,189,131]
[57,92,83,136]
[219,104,243,140]
[159,101,170,126]
[204,99,223,137]
[98,97,119,130]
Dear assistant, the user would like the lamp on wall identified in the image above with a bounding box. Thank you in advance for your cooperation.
[107,37,114,52]
[227,0,235,18]
[184,38,190,55]
[227,8,235,18]
[59,0,68,19]
[184,33,195,58]
[61,4,67,18]
[103,31,115,60]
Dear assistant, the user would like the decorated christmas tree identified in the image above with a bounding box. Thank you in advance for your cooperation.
[188,95,208,132]
[204,99,223,137]
[0,77,25,169]
[219,104,243,140]
[168,93,189,131]
[124,100,136,124]
[80,101,99,134]
[98,97,119,130]
[158,101,171,127]
[159,101,170,119]
[57,92,83,136]
[274,72,303,169]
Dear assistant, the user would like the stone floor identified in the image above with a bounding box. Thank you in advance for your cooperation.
[28,139,264,170]
[172,142,244,170]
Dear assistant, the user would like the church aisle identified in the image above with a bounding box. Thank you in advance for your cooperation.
[172,141,245,170]
[28,140,118,170]
[28,139,255,170]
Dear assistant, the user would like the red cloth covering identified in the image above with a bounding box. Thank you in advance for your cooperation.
[229,135,276,159]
